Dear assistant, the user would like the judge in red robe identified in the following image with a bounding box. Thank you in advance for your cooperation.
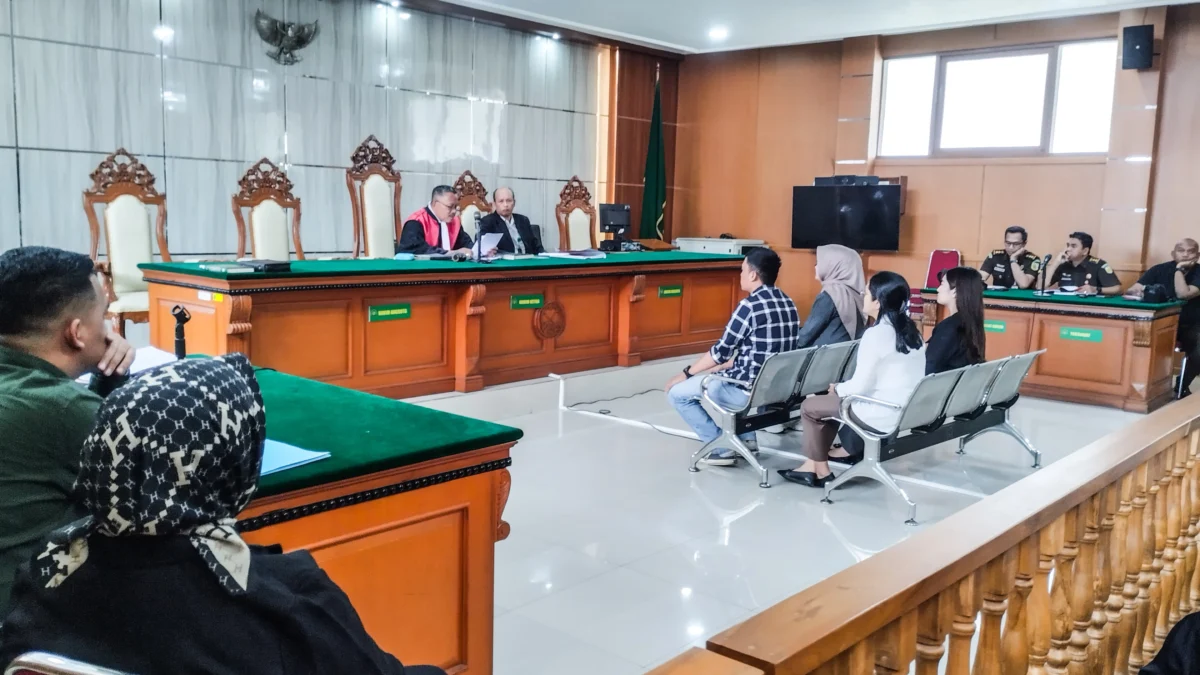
[396,185,474,255]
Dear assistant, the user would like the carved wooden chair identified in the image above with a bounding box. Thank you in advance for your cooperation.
[453,170,493,239]
[232,158,304,261]
[555,176,597,251]
[82,149,170,337]
[346,136,403,259]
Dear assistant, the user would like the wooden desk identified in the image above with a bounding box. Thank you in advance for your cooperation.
[919,289,1182,413]
[140,253,742,398]
[239,368,522,675]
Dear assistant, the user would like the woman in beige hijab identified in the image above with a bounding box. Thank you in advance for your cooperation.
[796,244,865,348]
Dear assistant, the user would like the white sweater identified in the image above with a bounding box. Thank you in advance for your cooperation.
[835,318,926,432]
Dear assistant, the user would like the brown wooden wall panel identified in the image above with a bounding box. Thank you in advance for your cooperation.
[615,117,651,184]
[1146,4,1200,264]
[613,49,680,238]
[881,13,1118,57]
[979,163,1106,259]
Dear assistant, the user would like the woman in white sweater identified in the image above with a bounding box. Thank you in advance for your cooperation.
[779,271,926,488]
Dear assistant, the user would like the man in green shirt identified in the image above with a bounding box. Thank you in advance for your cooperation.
[0,247,134,609]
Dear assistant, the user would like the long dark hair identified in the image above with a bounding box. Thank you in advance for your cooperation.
[868,271,924,354]
[942,266,986,364]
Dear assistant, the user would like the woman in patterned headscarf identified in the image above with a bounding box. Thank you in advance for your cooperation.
[0,355,445,675]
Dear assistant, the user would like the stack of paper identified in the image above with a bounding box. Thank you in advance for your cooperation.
[260,439,331,476]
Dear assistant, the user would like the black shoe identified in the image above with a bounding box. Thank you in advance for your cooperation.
[777,469,835,488]
[829,453,864,466]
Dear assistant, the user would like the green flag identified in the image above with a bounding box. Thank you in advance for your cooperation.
[639,77,667,240]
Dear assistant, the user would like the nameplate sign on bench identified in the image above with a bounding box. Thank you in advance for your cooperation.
[984,320,1006,333]
[1059,326,1103,342]
[510,294,544,309]
[368,303,411,322]
[659,285,683,298]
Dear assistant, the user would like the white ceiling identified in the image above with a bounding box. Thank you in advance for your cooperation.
[442,0,1185,53]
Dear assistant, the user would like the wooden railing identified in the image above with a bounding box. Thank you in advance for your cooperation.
[689,397,1200,674]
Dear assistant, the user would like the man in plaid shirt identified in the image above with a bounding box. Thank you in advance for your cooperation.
[666,248,799,465]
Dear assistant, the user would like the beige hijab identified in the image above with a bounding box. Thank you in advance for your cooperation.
[816,244,865,336]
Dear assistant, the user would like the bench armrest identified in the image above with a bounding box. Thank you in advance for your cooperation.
[700,374,752,414]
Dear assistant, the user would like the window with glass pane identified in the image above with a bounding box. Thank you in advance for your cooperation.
[939,52,1050,150]
[1051,40,1117,153]
[878,56,936,157]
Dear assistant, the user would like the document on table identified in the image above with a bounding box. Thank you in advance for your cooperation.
[261,439,332,476]
[75,346,179,385]
[474,233,504,259]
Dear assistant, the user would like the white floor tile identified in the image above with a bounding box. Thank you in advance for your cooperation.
[494,529,614,612]
[512,567,750,668]
[493,613,643,675]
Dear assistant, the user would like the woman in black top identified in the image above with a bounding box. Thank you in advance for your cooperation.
[926,266,986,374]
[0,355,444,675]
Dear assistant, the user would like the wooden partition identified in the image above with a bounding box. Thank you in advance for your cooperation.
[700,396,1200,673]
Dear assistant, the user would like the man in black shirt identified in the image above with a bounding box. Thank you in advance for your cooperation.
[1044,231,1122,296]
[980,225,1041,289]
[1128,238,1200,395]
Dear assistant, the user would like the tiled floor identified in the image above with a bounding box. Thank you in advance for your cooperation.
[417,360,1143,674]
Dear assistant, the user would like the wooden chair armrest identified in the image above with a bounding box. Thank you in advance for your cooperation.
[93,260,118,304]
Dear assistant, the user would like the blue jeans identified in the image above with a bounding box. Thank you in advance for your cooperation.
[668,375,754,445]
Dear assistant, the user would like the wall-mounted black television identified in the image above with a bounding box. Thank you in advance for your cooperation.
[791,184,901,252]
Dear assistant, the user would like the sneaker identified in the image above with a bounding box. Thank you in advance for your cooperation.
[700,449,739,466]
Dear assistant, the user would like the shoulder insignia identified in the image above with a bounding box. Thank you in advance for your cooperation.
[991,249,1005,255]
[1089,256,1100,263]
[1103,264,1113,274]
[1030,259,1041,271]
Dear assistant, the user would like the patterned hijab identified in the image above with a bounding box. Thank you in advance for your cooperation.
[34,354,267,595]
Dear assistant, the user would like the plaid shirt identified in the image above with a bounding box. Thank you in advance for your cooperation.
[710,285,800,389]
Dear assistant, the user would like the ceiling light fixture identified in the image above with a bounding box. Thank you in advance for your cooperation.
[153,25,175,43]
[708,26,728,41]
[390,0,400,6]
[551,33,561,40]
[398,11,411,19]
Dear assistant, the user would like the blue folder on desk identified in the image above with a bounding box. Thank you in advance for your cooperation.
[261,439,331,476]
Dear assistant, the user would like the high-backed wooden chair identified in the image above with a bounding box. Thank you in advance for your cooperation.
[453,170,492,238]
[555,176,597,250]
[232,158,303,261]
[346,136,403,259]
[82,148,170,337]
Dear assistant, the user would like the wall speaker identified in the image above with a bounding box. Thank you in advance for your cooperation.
[1122,24,1154,70]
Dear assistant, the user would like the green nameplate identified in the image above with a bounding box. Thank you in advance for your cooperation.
[510,294,544,309]
[984,320,1006,333]
[658,285,684,298]
[369,303,411,322]
[1059,326,1102,342]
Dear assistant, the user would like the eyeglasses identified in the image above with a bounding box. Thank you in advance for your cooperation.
[433,200,460,213]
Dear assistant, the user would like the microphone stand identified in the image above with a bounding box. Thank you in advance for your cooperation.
[171,305,192,359]
[1034,255,1054,296]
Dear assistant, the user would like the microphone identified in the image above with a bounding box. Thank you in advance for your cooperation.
[171,305,191,360]
[1037,253,1054,296]
[473,211,491,264]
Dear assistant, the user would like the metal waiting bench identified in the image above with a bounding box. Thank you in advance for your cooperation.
[689,341,859,487]
[823,350,1044,524]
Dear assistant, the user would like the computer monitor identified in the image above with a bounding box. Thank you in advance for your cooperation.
[599,204,632,234]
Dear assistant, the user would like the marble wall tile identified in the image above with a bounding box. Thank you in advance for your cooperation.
[162,0,285,70]
[284,164,356,253]
[389,10,472,98]
[0,38,14,146]
[14,40,164,154]
[571,44,600,114]
[566,112,598,183]
[541,179,570,252]
[12,0,162,54]
[389,89,472,175]
[285,76,388,168]
[470,100,503,179]
[18,149,165,255]
[500,104,546,180]
[164,159,246,255]
[283,0,388,85]
[163,59,285,162]
[472,23,544,107]
[0,0,10,35]
[0,150,19,251]
[541,39,573,112]
[543,109,574,182]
